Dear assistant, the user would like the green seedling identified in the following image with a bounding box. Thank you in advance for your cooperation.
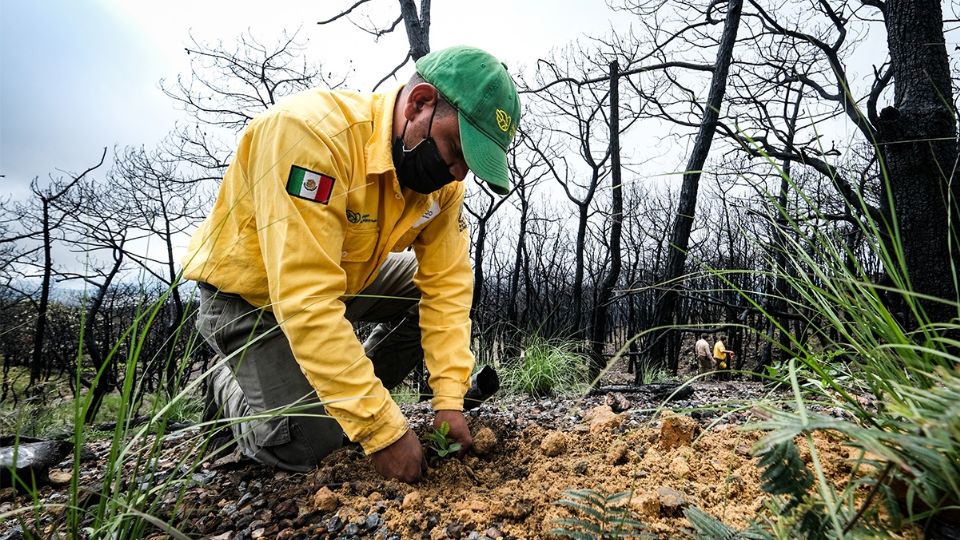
[425,421,462,458]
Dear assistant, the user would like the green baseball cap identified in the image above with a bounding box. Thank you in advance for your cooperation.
[416,46,521,195]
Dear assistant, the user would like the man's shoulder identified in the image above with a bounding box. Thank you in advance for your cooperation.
[260,88,377,131]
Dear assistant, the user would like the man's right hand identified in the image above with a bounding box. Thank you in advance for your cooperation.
[370,429,426,483]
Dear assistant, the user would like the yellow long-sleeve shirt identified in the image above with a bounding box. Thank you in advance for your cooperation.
[182,87,475,454]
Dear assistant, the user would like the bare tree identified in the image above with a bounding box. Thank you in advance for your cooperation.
[643,0,744,370]
[874,0,959,327]
[0,150,107,390]
[162,29,341,133]
[318,0,433,88]
[110,145,206,391]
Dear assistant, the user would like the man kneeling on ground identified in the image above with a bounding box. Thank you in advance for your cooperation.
[183,46,521,483]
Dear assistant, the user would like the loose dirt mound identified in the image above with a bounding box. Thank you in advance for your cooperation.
[0,382,869,539]
[306,407,835,538]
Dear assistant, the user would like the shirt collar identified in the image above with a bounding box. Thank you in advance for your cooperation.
[364,84,404,177]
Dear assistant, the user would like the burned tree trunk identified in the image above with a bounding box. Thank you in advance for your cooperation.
[878,0,959,327]
[590,61,624,379]
[644,0,743,373]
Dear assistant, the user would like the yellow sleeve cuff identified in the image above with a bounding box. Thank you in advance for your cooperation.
[330,393,409,455]
[430,378,467,411]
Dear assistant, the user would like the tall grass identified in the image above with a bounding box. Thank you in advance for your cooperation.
[0,286,226,539]
[685,147,960,536]
[499,334,590,397]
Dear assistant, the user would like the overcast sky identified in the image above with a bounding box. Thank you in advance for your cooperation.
[1,0,622,199]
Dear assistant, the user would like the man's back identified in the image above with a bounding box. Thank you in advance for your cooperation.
[182,87,463,307]
[695,338,710,357]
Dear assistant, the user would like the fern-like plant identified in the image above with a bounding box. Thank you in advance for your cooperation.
[685,440,834,539]
[551,488,649,539]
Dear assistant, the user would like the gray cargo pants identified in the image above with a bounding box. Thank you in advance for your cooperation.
[196,251,423,472]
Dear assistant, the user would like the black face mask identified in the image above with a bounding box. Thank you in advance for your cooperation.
[392,106,455,194]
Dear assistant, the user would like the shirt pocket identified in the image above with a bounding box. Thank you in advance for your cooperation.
[341,226,379,263]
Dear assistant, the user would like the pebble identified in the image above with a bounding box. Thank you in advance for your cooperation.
[472,427,498,456]
[314,486,340,512]
[327,515,344,534]
[402,490,421,510]
[605,443,630,465]
[274,499,298,519]
[445,520,465,539]
[540,432,567,456]
[659,412,700,449]
[484,526,504,539]
[365,513,381,530]
[656,486,687,515]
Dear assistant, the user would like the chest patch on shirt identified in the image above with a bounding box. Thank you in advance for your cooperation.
[412,200,441,228]
[286,166,335,204]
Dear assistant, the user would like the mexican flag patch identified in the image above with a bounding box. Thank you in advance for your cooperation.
[286,165,335,204]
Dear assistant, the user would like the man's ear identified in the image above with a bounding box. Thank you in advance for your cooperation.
[403,83,439,121]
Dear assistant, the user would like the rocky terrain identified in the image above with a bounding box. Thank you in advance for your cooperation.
[1,376,880,539]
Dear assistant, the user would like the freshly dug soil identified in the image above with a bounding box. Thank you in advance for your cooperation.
[302,404,858,539]
[0,380,894,539]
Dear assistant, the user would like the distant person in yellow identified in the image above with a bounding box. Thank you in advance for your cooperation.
[182,46,521,483]
[713,335,734,372]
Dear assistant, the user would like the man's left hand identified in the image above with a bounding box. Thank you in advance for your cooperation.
[434,410,473,455]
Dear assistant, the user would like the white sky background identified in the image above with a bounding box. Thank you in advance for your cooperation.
[0,0,626,196]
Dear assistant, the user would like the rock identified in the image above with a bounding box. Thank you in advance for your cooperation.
[402,490,421,510]
[656,487,687,516]
[629,492,660,518]
[343,522,360,535]
[445,520,465,539]
[659,412,699,450]
[47,468,73,485]
[237,492,254,507]
[605,443,629,465]
[584,405,624,433]
[495,497,534,521]
[274,499,298,519]
[484,526,505,539]
[669,456,690,479]
[573,461,589,475]
[365,513,382,530]
[604,392,631,413]
[0,440,72,488]
[327,514,344,534]
[472,427,498,456]
[540,432,567,457]
[735,444,752,457]
[313,486,339,512]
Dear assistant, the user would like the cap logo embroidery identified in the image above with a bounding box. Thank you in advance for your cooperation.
[496,109,512,132]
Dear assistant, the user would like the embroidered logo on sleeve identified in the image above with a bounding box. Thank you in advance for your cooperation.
[286,166,335,204]
[412,200,441,228]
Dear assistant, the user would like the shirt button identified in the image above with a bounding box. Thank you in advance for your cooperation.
[342,251,348,257]
[395,193,402,199]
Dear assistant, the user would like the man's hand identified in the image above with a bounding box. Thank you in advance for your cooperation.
[370,429,426,483]
[434,410,473,454]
